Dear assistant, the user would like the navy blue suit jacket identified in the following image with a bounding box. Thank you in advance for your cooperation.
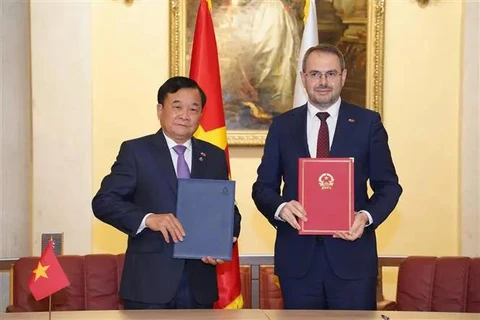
[252,102,401,280]
[92,130,241,304]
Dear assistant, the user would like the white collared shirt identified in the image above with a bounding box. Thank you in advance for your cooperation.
[162,131,193,176]
[306,98,341,157]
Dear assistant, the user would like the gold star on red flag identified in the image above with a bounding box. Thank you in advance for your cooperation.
[32,262,50,281]
[28,240,70,301]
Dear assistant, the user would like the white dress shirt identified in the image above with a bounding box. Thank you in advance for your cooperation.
[306,98,341,157]
[163,133,193,176]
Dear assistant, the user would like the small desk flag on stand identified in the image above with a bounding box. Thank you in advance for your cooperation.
[28,239,70,301]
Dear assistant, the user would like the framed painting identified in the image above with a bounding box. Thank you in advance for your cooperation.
[170,0,385,146]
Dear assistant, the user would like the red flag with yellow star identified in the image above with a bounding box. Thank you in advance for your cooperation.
[190,0,243,309]
[28,240,70,301]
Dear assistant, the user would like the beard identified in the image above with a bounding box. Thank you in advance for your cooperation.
[307,84,341,110]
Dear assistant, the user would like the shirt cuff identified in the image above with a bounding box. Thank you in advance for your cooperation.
[274,203,287,222]
[136,213,153,235]
[358,210,373,226]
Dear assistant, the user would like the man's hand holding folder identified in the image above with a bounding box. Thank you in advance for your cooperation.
[146,213,185,243]
[278,200,307,230]
[146,213,237,265]
[278,200,368,241]
[200,237,237,265]
[332,212,369,241]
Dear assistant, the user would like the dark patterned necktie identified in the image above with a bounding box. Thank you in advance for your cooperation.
[316,112,330,158]
[173,145,190,179]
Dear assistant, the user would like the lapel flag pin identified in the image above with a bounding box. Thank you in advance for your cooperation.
[348,118,356,123]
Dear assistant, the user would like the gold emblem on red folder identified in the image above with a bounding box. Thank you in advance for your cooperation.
[318,173,334,190]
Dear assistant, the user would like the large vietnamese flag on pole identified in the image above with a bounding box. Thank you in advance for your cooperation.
[189,0,243,309]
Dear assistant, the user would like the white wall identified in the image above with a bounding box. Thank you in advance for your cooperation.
[461,1,480,256]
[30,0,93,255]
[0,0,32,312]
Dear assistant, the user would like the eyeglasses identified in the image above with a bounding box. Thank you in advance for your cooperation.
[304,70,343,81]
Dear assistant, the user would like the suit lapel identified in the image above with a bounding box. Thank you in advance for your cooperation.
[330,102,356,156]
[290,105,311,158]
[190,138,205,179]
[149,129,177,194]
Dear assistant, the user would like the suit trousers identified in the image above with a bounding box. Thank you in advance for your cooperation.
[123,268,214,310]
[279,239,377,310]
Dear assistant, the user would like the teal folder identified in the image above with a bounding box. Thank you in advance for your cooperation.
[173,179,235,261]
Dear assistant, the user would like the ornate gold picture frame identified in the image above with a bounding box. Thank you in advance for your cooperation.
[170,0,385,146]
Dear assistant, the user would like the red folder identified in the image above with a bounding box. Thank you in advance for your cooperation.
[298,158,354,235]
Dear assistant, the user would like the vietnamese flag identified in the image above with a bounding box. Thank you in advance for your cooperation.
[190,0,243,309]
[28,240,70,301]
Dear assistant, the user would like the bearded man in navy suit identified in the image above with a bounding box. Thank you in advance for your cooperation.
[92,76,241,309]
[252,44,402,310]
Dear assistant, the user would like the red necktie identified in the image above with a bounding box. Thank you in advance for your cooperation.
[316,112,330,158]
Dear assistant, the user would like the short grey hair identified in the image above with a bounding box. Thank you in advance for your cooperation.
[302,43,346,72]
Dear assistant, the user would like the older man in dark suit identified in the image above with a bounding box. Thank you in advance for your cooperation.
[92,76,241,309]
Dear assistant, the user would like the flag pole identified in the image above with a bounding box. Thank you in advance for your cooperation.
[49,235,53,320]
[28,239,69,314]
[48,294,52,320]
